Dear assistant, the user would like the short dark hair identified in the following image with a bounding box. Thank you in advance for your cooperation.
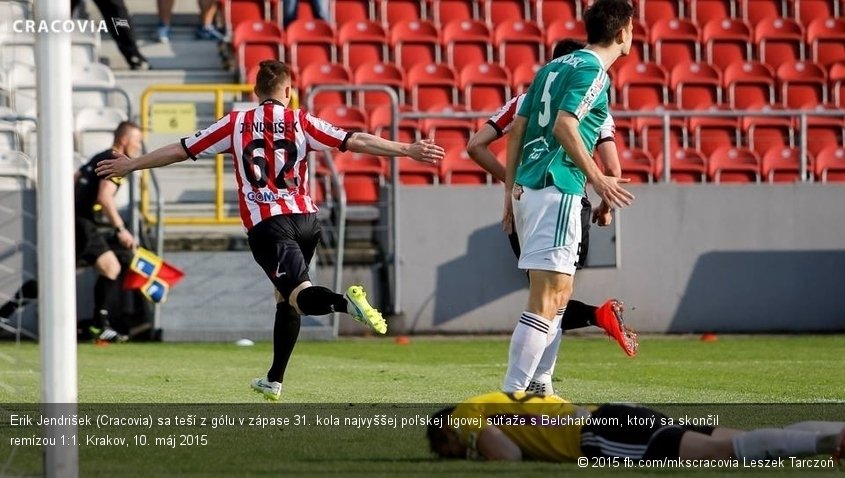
[551,39,586,59]
[426,406,456,457]
[254,60,292,97]
[584,0,635,45]
[113,121,140,141]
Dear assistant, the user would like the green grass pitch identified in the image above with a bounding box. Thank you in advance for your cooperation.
[1,335,843,477]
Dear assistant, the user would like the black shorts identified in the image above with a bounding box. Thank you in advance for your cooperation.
[508,196,592,269]
[247,213,321,300]
[75,217,112,265]
[580,404,716,460]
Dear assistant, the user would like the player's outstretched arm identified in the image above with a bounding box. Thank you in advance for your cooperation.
[467,124,506,182]
[476,425,523,461]
[95,143,190,180]
[345,133,445,164]
[553,113,634,209]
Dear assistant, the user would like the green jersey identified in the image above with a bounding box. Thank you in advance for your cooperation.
[515,49,611,195]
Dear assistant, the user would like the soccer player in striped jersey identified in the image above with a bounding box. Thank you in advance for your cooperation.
[97,60,445,400]
[500,0,636,394]
[467,40,637,398]
[428,391,845,464]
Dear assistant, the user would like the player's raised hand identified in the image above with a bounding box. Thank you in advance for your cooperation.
[407,138,445,164]
[591,175,634,209]
[95,152,133,180]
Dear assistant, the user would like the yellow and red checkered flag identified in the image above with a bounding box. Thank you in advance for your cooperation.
[122,247,184,303]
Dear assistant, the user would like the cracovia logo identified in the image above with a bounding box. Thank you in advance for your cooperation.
[11,18,127,34]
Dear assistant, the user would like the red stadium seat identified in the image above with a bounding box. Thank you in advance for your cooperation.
[421,104,474,155]
[690,116,740,156]
[806,18,845,68]
[814,145,845,182]
[650,19,700,73]
[379,0,426,26]
[440,148,491,184]
[441,20,493,71]
[332,0,374,27]
[722,61,775,109]
[485,0,529,27]
[670,62,722,109]
[224,0,269,33]
[406,63,459,110]
[285,19,335,73]
[615,61,669,110]
[337,21,388,72]
[742,0,787,24]
[334,151,385,204]
[708,146,761,183]
[431,0,482,25]
[299,63,353,110]
[776,61,827,109]
[830,62,845,108]
[742,116,793,156]
[533,0,579,28]
[701,19,752,72]
[635,117,687,159]
[639,0,683,24]
[232,21,285,82]
[617,147,655,183]
[805,117,845,157]
[316,105,368,131]
[494,20,544,73]
[459,63,511,111]
[544,20,586,51]
[761,146,809,183]
[353,62,406,112]
[688,0,737,26]
[754,17,805,72]
[390,20,441,71]
[512,63,541,95]
[395,156,441,184]
[655,147,708,183]
[369,105,420,143]
[795,0,839,27]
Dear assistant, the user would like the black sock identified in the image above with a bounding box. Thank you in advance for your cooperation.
[294,286,347,316]
[561,300,599,331]
[93,275,121,329]
[267,302,301,383]
[0,279,38,318]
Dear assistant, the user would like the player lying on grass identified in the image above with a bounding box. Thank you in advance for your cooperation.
[96,60,445,401]
[467,39,637,398]
[428,391,845,464]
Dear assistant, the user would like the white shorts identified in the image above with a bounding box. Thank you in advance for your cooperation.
[513,185,582,275]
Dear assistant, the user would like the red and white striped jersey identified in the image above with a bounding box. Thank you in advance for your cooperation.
[181,99,351,231]
[487,93,615,141]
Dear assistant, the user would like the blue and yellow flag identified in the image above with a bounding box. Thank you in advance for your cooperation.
[123,248,184,303]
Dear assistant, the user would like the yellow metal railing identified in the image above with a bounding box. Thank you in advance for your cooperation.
[139,84,300,225]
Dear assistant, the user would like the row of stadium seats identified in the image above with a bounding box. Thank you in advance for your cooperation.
[1,62,126,116]
[313,103,845,158]
[618,145,845,183]
[245,59,845,113]
[0,32,101,69]
[224,0,844,30]
[230,16,845,78]
[317,144,845,207]
[0,104,128,161]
